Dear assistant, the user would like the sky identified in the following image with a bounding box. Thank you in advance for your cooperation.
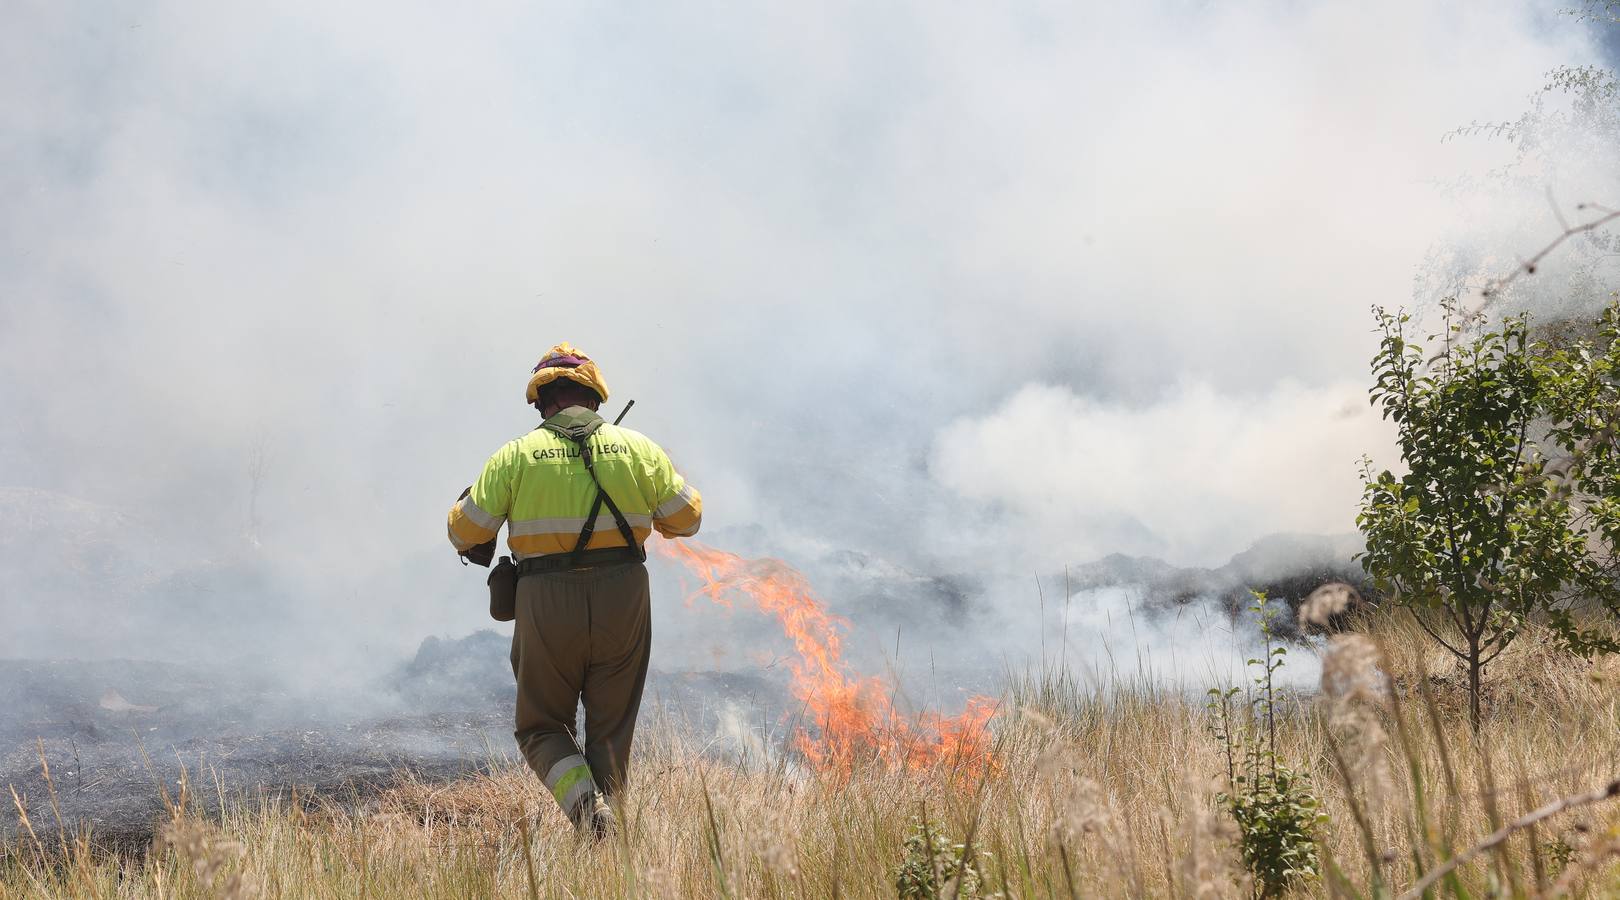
[2,0,1617,674]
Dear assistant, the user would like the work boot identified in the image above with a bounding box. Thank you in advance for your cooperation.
[570,792,617,842]
[588,794,618,841]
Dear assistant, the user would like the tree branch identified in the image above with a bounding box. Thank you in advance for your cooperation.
[1480,630,1516,666]
[1410,608,1466,659]
[1447,602,1470,647]
[1481,204,1620,299]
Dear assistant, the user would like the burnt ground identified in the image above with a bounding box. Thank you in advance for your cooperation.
[0,639,793,854]
[0,658,510,854]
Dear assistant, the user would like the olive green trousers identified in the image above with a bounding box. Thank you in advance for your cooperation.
[510,562,652,817]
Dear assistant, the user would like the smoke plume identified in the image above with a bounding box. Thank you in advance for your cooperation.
[2,0,1616,686]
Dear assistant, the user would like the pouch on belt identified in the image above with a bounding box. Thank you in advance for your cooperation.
[488,556,517,622]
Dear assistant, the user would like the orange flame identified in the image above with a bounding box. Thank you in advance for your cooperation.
[657,538,997,776]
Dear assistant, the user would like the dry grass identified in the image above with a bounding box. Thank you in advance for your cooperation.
[7,609,1620,898]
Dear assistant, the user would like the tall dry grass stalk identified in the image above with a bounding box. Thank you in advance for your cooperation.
[5,608,1620,897]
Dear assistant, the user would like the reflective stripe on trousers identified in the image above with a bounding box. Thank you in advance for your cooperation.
[544,754,597,816]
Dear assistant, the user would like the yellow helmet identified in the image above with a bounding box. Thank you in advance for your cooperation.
[524,342,610,405]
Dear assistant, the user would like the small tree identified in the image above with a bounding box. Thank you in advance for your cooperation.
[1359,300,1620,730]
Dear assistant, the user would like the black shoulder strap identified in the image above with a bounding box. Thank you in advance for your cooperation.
[542,417,642,564]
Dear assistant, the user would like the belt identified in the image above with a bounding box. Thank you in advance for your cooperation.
[516,546,646,576]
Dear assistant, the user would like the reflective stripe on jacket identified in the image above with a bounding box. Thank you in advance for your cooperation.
[447,410,702,560]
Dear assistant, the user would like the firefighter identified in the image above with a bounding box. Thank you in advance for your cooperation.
[446,343,702,837]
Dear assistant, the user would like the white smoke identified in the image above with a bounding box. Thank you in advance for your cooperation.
[0,0,1614,675]
[930,380,1394,567]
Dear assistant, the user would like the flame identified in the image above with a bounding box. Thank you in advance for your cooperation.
[657,538,997,776]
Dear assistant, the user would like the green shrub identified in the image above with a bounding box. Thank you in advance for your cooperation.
[1208,592,1327,898]
[894,818,991,899]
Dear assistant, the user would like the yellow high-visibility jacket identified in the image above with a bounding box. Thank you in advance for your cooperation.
[447,407,702,560]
